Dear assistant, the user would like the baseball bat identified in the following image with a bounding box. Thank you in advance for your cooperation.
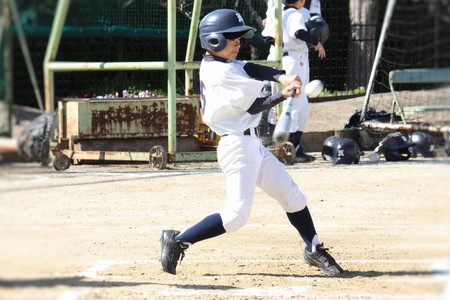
[272,89,296,144]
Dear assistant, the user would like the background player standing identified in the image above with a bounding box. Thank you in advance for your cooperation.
[160,8,343,277]
[263,0,325,163]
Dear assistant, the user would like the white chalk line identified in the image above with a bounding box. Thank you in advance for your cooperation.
[431,257,450,300]
[58,257,449,300]
[58,291,88,300]
[2,168,220,185]
[68,169,220,177]
[58,260,119,300]
[78,259,117,277]
[1,173,51,182]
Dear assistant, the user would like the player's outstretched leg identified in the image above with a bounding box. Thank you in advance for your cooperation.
[160,230,187,275]
[303,243,344,276]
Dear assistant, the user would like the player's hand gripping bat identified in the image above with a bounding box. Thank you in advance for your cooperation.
[272,89,296,144]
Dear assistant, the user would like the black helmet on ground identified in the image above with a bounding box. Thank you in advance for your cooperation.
[380,132,414,161]
[409,131,436,158]
[322,135,339,161]
[332,137,361,165]
[322,136,360,165]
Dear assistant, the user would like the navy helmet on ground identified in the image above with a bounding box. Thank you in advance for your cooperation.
[322,136,360,165]
[380,132,414,161]
[199,9,256,52]
[332,137,361,165]
[409,131,436,158]
[321,135,339,161]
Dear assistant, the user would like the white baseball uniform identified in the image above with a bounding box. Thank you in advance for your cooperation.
[161,9,343,277]
[199,56,307,232]
[268,6,311,133]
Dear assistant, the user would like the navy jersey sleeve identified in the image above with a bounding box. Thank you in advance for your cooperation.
[243,62,286,82]
[247,92,286,115]
[295,29,319,46]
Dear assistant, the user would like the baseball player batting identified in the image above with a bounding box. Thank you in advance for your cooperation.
[160,8,344,277]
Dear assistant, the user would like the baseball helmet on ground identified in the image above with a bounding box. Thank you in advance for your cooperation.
[305,15,329,47]
[321,135,339,161]
[380,132,414,161]
[199,9,256,52]
[332,137,361,165]
[322,136,360,165]
[409,131,436,158]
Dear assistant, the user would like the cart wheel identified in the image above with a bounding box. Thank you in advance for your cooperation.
[52,154,71,171]
[282,142,297,165]
[149,146,167,170]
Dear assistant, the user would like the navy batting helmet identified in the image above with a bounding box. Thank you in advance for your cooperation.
[380,132,414,161]
[199,9,256,52]
[332,137,361,165]
[409,131,436,158]
[322,136,360,164]
[305,16,329,48]
[321,135,339,161]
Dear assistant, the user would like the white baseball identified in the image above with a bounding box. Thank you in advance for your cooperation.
[305,79,324,98]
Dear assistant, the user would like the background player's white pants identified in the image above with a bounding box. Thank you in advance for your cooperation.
[267,50,310,133]
[217,131,307,233]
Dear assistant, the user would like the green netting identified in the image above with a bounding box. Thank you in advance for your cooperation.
[10,0,377,108]
[365,0,450,128]
[16,0,268,34]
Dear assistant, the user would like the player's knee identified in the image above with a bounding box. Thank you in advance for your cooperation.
[282,193,307,213]
[220,210,250,233]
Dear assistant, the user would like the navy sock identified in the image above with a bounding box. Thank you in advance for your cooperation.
[286,206,317,252]
[176,213,226,245]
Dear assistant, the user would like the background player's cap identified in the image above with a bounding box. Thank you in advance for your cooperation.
[199,9,256,52]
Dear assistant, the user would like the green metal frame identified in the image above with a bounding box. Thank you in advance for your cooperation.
[389,67,450,124]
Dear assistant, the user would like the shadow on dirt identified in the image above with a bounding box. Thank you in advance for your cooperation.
[0,276,238,290]
[203,268,447,279]
[0,276,148,288]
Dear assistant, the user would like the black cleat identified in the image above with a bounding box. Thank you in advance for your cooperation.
[295,152,316,163]
[160,230,186,275]
[303,243,344,276]
[295,142,316,163]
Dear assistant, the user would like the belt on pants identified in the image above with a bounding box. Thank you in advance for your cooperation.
[222,128,256,137]
[283,51,308,56]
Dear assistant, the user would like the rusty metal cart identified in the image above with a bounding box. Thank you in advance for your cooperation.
[51,96,217,170]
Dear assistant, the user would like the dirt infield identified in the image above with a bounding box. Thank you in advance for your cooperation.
[1,156,449,300]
